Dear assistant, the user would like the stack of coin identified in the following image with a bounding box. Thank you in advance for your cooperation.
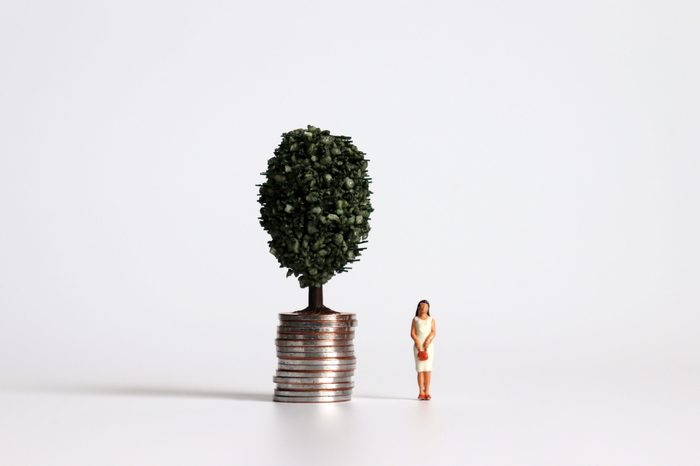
[273,312,357,403]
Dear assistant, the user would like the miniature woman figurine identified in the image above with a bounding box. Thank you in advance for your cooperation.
[411,299,436,400]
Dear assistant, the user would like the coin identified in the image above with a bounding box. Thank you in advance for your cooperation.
[277,355,355,361]
[278,326,355,332]
[276,342,354,348]
[276,369,354,377]
[273,392,352,403]
[276,366,355,372]
[275,333,353,340]
[277,351,355,359]
[275,345,354,352]
[279,313,356,321]
[273,376,353,384]
[277,333,355,339]
[273,395,351,403]
[274,389,353,397]
[275,339,354,347]
[277,362,355,369]
[276,347,354,353]
[274,312,357,402]
[274,387,353,393]
[276,363,355,370]
[276,367,354,373]
[278,357,354,364]
[276,345,354,350]
[278,321,357,328]
[277,354,355,360]
[277,327,355,335]
[276,368,355,374]
[279,319,356,325]
[275,382,353,390]
[278,322,355,328]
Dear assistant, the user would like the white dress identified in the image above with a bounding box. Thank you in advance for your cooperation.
[413,316,434,372]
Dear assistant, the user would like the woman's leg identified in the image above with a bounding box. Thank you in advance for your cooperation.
[417,372,425,396]
[424,371,432,396]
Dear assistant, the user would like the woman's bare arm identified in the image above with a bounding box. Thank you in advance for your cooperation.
[410,319,423,351]
[424,318,436,349]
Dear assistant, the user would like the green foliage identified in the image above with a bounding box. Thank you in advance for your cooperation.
[257,125,374,287]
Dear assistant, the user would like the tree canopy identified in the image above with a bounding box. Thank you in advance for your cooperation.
[258,125,373,288]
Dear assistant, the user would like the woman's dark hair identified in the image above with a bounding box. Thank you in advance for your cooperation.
[415,299,430,316]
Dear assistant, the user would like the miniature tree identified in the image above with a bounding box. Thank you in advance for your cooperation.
[257,125,373,314]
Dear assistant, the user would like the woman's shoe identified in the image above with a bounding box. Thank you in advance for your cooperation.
[425,394,431,400]
[418,393,426,400]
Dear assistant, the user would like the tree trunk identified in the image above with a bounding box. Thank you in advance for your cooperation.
[295,285,338,314]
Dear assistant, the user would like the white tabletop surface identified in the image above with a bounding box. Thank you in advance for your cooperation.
[2,373,697,466]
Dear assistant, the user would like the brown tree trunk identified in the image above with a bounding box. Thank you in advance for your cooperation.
[295,285,338,314]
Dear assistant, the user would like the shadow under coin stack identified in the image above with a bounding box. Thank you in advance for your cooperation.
[273,312,357,402]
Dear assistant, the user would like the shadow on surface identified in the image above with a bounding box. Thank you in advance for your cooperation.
[15,384,272,402]
[6,384,418,403]
[354,394,417,401]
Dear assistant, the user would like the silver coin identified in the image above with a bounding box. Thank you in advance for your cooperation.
[277,346,355,352]
[277,364,354,370]
[277,366,355,377]
[273,395,352,403]
[278,320,357,328]
[279,317,356,324]
[279,313,356,321]
[273,392,352,401]
[278,363,354,371]
[276,333,355,339]
[278,357,355,364]
[275,345,354,352]
[274,389,353,397]
[279,311,355,318]
[276,366,355,372]
[277,361,356,368]
[275,344,354,351]
[275,382,354,390]
[277,353,356,360]
[276,325,355,331]
[279,314,356,321]
[274,372,354,378]
[277,363,356,370]
[275,338,354,348]
[276,376,353,382]
[278,322,355,329]
[275,386,354,392]
[276,346,354,352]
[277,355,355,361]
[277,327,356,335]
[273,376,353,384]
[275,339,355,347]
[277,333,355,340]
[275,371,354,377]
[277,354,357,367]
[274,386,353,393]
[278,325,356,332]
[276,364,355,371]
[275,333,354,340]
[278,354,356,360]
[277,350,355,358]
[276,369,354,377]
[277,359,355,365]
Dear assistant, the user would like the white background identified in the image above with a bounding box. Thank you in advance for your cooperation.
[1,1,698,465]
